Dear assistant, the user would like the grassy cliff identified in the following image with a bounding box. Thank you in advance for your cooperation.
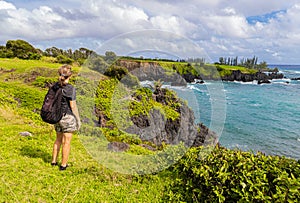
[0,58,299,202]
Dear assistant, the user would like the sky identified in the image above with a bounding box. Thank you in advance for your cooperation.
[1,0,300,64]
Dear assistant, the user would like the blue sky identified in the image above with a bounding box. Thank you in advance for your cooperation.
[1,0,300,64]
[246,10,286,24]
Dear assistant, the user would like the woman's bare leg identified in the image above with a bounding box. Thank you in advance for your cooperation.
[61,132,73,167]
[52,132,63,164]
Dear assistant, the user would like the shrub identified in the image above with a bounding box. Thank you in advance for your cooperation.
[104,65,128,80]
[56,54,73,64]
[166,146,300,202]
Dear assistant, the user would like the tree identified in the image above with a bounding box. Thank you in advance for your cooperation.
[44,47,63,57]
[219,57,224,65]
[104,51,118,64]
[256,61,268,70]
[0,45,13,58]
[104,65,128,80]
[6,39,41,59]
[86,55,108,73]
[56,54,73,64]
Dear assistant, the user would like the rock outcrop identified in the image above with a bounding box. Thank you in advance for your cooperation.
[192,123,218,147]
[123,87,217,148]
[125,104,199,147]
[221,70,284,83]
[117,60,187,86]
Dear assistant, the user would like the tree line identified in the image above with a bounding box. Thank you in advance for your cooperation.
[0,39,271,71]
[0,39,98,65]
[217,56,268,70]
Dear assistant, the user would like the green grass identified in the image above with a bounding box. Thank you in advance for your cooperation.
[0,58,168,202]
[0,57,62,72]
[0,107,168,202]
[213,64,258,74]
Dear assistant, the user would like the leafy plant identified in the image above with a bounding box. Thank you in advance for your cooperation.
[166,146,300,202]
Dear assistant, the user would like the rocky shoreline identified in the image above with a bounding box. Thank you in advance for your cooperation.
[220,70,284,84]
[104,60,284,152]
[117,60,284,85]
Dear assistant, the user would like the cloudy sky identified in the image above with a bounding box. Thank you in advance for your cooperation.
[1,0,300,64]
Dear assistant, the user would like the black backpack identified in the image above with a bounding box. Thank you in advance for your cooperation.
[40,82,64,124]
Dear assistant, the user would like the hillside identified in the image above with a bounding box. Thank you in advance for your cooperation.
[0,58,170,202]
[0,58,299,202]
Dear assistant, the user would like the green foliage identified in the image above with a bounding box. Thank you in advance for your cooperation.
[101,127,143,145]
[129,87,180,121]
[0,82,45,123]
[85,55,108,73]
[159,61,200,77]
[129,87,154,117]
[166,146,300,202]
[56,54,74,64]
[104,51,118,64]
[130,143,187,175]
[0,45,13,58]
[127,144,156,155]
[104,65,129,80]
[44,47,94,65]
[95,78,118,120]
[32,76,57,88]
[6,39,42,60]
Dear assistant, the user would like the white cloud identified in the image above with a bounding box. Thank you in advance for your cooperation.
[0,1,15,10]
[0,0,300,63]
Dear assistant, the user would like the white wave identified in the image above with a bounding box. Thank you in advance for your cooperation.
[297,138,300,142]
[190,81,213,85]
[282,70,300,74]
[140,80,154,87]
[272,78,291,82]
[233,80,258,85]
[187,85,203,92]
[272,81,291,85]
[165,85,190,91]
[250,103,262,107]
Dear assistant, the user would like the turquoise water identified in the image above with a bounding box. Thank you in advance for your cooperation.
[172,65,300,160]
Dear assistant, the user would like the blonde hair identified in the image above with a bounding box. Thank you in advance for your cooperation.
[58,64,72,86]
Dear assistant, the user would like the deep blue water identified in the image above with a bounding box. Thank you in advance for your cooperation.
[171,65,300,160]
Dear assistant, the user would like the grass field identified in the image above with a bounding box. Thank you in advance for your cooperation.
[0,58,168,202]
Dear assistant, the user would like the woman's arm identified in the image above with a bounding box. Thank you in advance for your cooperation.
[70,100,81,130]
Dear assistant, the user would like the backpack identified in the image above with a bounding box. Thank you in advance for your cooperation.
[40,82,64,124]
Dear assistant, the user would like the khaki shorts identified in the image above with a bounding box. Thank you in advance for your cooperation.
[54,114,77,133]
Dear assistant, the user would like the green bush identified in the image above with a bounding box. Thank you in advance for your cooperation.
[104,65,128,80]
[56,54,73,64]
[5,39,42,59]
[166,146,300,202]
[32,76,57,88]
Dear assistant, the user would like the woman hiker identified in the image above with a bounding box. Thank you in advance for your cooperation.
[51,64,81,170]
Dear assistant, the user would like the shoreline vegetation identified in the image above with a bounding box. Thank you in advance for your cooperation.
[0,39,299,202]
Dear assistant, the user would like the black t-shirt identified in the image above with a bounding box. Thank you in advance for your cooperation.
[61,84,76,115]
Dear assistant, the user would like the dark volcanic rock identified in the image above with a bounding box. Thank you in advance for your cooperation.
[221,70,283,82]
[192,123,218,147]
[258,79,271,84]
[125,101,217,148]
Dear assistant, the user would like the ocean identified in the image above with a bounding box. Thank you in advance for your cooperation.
[171,65,300,160]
